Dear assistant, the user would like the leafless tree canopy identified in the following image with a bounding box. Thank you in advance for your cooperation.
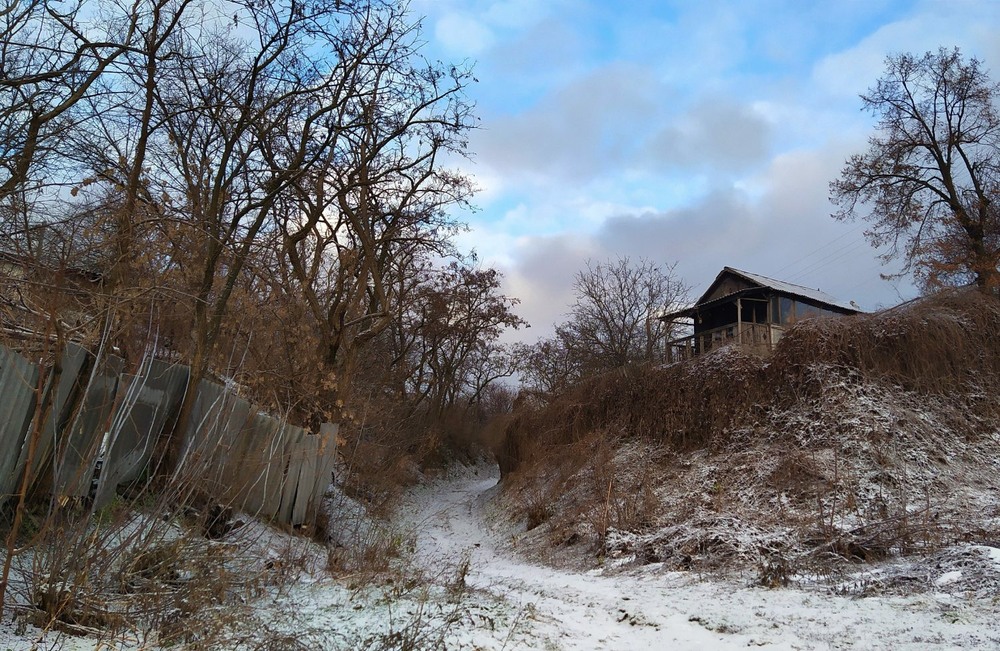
[831,47,1000,290]
[0,0,528,455]
[523,257,688,394]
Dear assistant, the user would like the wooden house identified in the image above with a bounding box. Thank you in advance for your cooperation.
[660,267,860,361]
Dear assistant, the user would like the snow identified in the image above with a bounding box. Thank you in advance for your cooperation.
[3,463,1000,649]
[380,464,1000,650]
[979,545,1000,565]
[934,571,963,586]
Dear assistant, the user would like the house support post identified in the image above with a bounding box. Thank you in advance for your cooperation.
[736,298,743,345]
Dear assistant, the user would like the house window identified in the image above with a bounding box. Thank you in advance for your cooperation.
[780,297,795,324]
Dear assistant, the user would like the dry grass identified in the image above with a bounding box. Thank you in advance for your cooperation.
[498,289,1000,574]
[337,401,500,519]
[503,289,1000,469]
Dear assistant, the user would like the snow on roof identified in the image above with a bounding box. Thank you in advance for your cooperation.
[722,267,859,313]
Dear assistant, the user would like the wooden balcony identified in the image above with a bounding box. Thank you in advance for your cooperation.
[666,322,784,363]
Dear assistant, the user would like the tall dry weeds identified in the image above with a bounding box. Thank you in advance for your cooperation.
[498,289,1000,570]
[502,289,1000,476]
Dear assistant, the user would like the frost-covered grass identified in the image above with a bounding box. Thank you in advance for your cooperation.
[5,461,1000,650]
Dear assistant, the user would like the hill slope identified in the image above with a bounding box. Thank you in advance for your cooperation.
[499,289,1000,585]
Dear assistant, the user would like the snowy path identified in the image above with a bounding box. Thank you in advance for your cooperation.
[396,464,1000,650]
[3,464,999,650]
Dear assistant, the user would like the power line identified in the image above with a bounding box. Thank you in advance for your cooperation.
[772,222,867,279]
[784,238,870,285]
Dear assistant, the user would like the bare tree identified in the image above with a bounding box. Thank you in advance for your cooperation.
[521,257,688,396]
[0,0,142,198]
[555,257,688,375]
[0,0,493,471]
[403,263,525,417]
[274,2,476,425]
[831,47,1000,290]
[519,337,577,396]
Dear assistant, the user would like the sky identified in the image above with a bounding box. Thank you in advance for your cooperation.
[409,0,1000,341]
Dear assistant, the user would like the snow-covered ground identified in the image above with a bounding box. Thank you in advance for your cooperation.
[4,463,999,649]
[388,463,1000,650]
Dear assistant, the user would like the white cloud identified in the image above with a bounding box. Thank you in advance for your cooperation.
[421,0,984,346]
[434,13,496,56]
[483,0,559,29]
[486,138,916,340]
[813,3,1000,100]
[474,62,668,183]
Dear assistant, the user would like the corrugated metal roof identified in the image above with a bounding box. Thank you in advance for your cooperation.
[722,267,859,313]
[660,267,861,321]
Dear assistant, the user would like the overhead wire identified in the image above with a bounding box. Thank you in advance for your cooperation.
[783,238,871,285]
[771,222,867,279]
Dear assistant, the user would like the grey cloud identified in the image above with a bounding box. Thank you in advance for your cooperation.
[600,189,759,262]
[488,17,585,78]
[474,62,670,181]
[644,98,772,172]
[518,235,594,298]
[499,155,915,342]
[475,68,773,186]
[502,234,596,335]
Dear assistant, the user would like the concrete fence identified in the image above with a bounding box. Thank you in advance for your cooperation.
[0,343,338,527]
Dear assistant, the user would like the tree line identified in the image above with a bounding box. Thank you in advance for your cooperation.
[0,0,530,467]
[3,1,994,472]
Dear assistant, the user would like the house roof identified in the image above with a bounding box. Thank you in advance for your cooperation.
[0,223,107,281]
[660,266,861,321]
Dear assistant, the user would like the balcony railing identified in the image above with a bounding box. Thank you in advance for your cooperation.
[666,322,784,363]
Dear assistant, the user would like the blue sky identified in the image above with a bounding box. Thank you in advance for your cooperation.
[410,0,1000,340]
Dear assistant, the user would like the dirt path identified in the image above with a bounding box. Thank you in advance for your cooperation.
[396,464,1000,650]
[398,466,731,649]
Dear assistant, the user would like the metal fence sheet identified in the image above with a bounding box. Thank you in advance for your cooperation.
[22,343,88,495]
[290,434,319,526]
[262,420,292,519]
[178,381,252,487]
[234,414,284,518]
[52,355,124,498]
[93,359,189,508]
[0,346,39,501]
[277,425,306,525]
[309,423,339,521]
[217,407,264,506]
[206,394,252,494]
[0,344,341,525]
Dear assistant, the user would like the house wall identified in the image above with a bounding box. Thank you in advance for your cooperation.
[694,292,847,337]
[771,296,848,325]
[703,276,755,302]
[696,301,738,331]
